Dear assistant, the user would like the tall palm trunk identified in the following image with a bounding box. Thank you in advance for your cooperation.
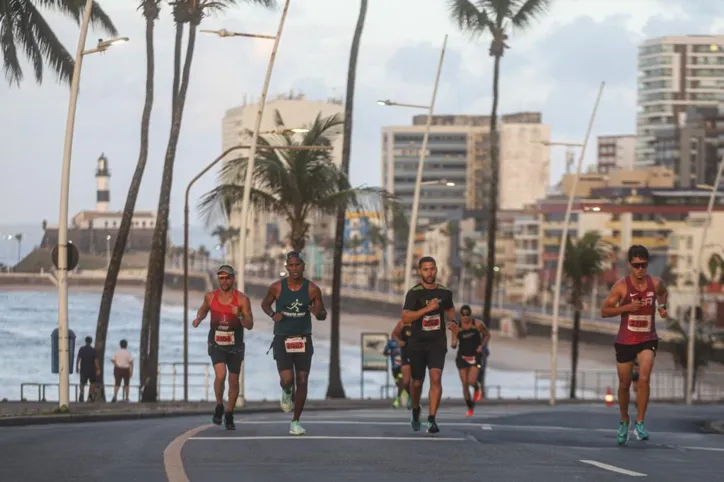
[328,0,367,399]
[570,308,581,399]
[140,22,198,402]
[480,54,502,394]
[94,1,159,402]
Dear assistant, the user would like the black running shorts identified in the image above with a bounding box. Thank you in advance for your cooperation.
[408,341,447,380]
[614,339,658,364]
[272,333,314,373]
[455,353,481,370]
[209,344,244,374]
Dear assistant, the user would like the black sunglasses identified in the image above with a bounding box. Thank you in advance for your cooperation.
[631,262,648,269]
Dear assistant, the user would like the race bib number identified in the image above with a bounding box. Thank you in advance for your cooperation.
[422,314,441,331]
[627,315,651,332]
[214,330,235,346]
[463,356,476,365]
[394,355,402,366]
[285,337,306,353]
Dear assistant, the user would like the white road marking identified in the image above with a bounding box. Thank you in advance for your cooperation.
[163,423,214,482]
[190,435,466,441]
[680,446,724,452]
[579,460,647,477]
[481,424,493,431]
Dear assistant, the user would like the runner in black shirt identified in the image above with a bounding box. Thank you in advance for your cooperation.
[402,256,457,433]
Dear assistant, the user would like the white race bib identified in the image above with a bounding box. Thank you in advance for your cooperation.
[214,330,235,346]
[422,314,441,331]
[463,355,477,365]
[627,315,651,332]
[285,337,306,353]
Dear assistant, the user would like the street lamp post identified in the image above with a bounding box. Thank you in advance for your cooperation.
[182,140,323,402]
[685,161,724,404]
[56,0,128,410]
[378,34,448,298]
[548,81,605,406]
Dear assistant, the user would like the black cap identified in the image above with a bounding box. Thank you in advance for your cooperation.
[286,251,304,262]
[217,264,236,276]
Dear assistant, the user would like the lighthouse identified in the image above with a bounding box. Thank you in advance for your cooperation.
[95,153,110,212]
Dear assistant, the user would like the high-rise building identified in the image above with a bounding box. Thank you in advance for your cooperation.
[381,113,549,273]
[636,35,724,169]
[220,92,344,263]
[597,135,636,173]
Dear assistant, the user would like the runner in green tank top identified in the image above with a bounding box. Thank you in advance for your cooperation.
[261,251,327,436]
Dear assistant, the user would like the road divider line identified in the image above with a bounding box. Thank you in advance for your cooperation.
[680,446,724,452]
[189,435,466,441]
[164,424,213,482]
[481,425,493,431]
[579,460,647,477]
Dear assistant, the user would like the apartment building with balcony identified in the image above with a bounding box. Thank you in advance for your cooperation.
[636,35,724,168]
[597,135,636,173]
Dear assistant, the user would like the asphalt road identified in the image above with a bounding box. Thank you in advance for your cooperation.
[1,402,723,481]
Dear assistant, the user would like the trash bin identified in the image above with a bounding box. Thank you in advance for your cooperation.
[51,328,76,374]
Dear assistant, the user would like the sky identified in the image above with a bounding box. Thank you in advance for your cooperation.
[1,0,723,229]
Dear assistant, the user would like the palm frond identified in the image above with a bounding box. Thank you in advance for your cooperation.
[32,0,118,35]
[21,1,74,84]
[197,183,285,228]
[446,0,492,36]
[509,0,551,29]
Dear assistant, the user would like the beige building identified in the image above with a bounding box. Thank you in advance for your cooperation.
[220,92,345,264]
[559,165,675,197]
[597,135,636,173]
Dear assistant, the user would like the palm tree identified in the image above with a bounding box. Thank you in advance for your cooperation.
[1,0,116,86]
[447,0,551,328]
[139,0,276,402]
[94,0,161,402]
[327,0,369,399]
[562,231,606,399]
[198,111,400,254]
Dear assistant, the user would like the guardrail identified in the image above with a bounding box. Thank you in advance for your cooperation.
[20,361,212,402]
[533,369,724,402]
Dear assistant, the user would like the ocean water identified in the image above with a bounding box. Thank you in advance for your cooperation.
[0,290,584,402]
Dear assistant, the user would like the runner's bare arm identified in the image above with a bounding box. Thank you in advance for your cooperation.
[654,277,668,304]
[401,291,434,323]
[601,281,637,318]
[193,292,212,327]
[309,282,327,320]
[391,320,404,345]
[261,282,280,317]
[239,293,254,330]
[476,320,491,347]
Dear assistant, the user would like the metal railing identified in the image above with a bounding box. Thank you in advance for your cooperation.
[20,361,212,402]
[533,369,724,402]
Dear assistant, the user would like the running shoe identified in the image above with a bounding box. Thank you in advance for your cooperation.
[634,421,649,440]
[289,420,306,435]
[465,408,474,417]
[473,387,482,402]
[212,403,224,425]
[392,397,400,408]
[411,407,421,431]
[280,388,293,413]
[616,421,630,445]
[224,411,235,430]
[427,417,440,434]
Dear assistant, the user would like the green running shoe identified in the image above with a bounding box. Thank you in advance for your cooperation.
[634,421,649,440]
[289,420,306,435]
[616,421,630,445]
[280,389,292,413]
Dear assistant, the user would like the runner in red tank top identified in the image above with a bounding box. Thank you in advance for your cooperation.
[601,245,668,445]
[193,264,254,430]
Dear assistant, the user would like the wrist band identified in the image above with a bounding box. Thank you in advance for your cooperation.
[269,311,276,318]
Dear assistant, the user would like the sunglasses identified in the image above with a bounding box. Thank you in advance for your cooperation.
[631,262,648,270]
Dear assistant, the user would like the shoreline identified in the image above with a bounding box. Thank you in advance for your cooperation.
[1,282,670,374]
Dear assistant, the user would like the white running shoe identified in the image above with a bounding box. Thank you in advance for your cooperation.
[289,420,306,435]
